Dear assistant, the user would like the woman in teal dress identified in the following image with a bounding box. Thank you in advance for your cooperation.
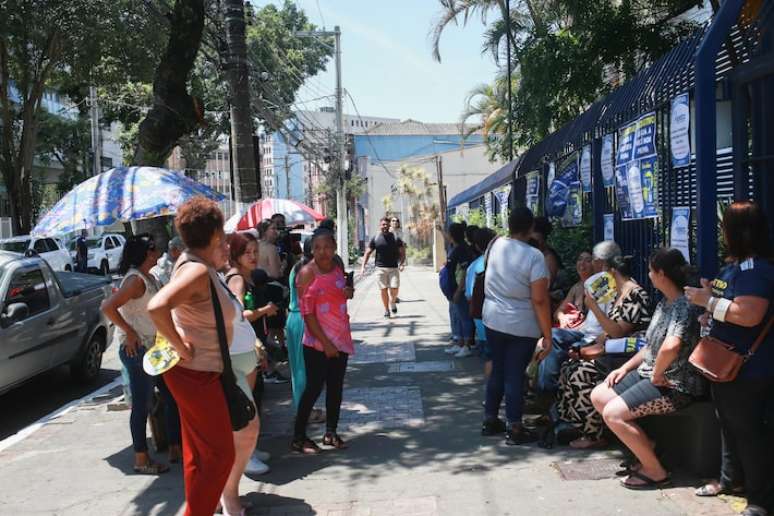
[286,253,309,409]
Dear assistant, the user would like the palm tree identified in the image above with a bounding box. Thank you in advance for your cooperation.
[458,72,521,159]
[430,0,551,63]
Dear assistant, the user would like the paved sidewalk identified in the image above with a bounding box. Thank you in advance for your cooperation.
[0,266,741,515]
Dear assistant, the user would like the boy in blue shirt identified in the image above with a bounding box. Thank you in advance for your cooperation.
[465,228,497,368]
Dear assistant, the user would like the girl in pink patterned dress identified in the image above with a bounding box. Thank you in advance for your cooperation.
[292,229,355,454]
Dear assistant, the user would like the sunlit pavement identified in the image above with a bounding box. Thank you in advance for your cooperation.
[0,266,738,515]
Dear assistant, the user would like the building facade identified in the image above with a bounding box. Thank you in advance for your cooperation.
[352,120,503,244]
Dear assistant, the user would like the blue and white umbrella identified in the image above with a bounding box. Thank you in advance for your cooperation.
[32,166,225,236]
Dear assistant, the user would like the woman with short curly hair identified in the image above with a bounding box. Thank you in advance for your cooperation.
[148,197,237,516]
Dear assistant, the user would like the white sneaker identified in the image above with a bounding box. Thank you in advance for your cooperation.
[445,344,461,354]
[254,449,271,462]
[244,456,270,476]
[455,346,475,358]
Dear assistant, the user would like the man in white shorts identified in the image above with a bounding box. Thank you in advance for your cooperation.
[361,217,406,318]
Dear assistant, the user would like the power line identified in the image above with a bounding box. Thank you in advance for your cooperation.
[344,90,395,179]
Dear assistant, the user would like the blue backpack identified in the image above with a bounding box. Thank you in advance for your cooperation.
[439,264,456,300]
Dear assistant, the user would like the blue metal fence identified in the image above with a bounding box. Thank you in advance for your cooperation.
[448,10,769,287]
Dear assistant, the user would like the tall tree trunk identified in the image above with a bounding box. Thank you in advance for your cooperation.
[132,0,205,248]
[133,0,205,166]
[223,0,259,203]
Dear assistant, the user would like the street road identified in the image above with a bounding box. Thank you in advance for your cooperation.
[0,347,121,441]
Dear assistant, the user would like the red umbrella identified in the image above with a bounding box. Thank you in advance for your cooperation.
[227,198,325,231]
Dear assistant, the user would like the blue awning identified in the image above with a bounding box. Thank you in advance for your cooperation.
[447,158,519,209]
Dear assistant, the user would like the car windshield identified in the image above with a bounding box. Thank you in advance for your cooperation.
[85,238,103,249]
[0,240,30,253]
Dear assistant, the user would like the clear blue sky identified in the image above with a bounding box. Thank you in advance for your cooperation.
[263,0,501,124]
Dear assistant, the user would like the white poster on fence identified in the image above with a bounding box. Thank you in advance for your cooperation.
[485,193,494,227]
[670,93,691,168]
[603,213,615,241]
[526,171,541,215]
[670,207,691,263]
[497,186,511,228]
[601,134,615,188]
[580,145,592,193]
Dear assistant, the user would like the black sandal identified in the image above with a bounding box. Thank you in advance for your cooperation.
[291,437,321,455]
[322,432,348,449]
[505,427,538,446]
[620,471,672,490]
[481,419,506,436]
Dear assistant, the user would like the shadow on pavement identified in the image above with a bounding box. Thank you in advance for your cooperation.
[243,492,314,515]
[0,365,120,440]
[105,444,186,516]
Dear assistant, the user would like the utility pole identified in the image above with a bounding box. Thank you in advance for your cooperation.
[436,155,446,225]
[333,27,347,265]
[89,86,102,176]
[505,0,514,164]
[284,154,291,199]
[295,26,347,264]
[224,0,259,204]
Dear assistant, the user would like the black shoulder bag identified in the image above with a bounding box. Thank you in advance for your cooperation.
[470,237,499,319]
[210,278,256,431]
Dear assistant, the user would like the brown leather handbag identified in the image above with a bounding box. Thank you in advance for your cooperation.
[689,316,774,382]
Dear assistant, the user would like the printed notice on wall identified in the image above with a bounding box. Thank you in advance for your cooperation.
[670,93,691,168]
[601,134,615,188]
[580,145,592,193]
[670,207,690,263]
[615,112,659,220]
[603,213,615,241]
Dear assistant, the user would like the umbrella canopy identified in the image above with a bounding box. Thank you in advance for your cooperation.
[231,198,325,231]
[32,166,224,236]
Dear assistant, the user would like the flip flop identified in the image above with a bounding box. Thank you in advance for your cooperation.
[621,471,671,491]
[695,482,745,497]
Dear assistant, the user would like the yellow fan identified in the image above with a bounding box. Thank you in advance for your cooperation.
[142,334,181,376]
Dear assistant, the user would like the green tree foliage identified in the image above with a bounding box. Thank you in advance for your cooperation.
[0,0,166,233]
[433,0,698,160]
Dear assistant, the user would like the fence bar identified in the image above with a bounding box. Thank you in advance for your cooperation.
[694,0,745,278]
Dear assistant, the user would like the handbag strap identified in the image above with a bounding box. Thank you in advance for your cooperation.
[748,315,774,358]
[209,277,235,377]
[483,237,499,270]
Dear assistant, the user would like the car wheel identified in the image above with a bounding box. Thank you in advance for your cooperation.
[71,332,104,383]
[100,260,110,276]
[65,264,72,272]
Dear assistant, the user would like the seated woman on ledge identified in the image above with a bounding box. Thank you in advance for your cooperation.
[553,253,651,448]
[590,248,706,491]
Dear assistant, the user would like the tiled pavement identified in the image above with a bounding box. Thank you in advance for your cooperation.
[0,265,739,515]
[261,386,424,437]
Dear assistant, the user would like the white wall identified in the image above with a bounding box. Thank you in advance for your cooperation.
[364,145,503,241]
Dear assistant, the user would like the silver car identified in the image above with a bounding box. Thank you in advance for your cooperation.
[0,252,113,395]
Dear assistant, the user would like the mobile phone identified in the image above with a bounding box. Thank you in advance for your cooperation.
[345,271,354,288]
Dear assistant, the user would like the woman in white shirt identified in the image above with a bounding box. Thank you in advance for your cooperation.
[481,207,553,444]
[102,235,181,473]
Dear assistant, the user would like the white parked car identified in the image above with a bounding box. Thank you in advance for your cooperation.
[69,234,126,275]
[0,236,74,272]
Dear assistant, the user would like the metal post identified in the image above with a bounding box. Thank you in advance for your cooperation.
[694,0,745,278]
[505,0,514,164]
[334,26,349,265]
[591,137,605,242]
[285,154,290,199]
[89,86,102,176]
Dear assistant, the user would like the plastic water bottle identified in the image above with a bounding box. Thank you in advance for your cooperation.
[244,290,256,310]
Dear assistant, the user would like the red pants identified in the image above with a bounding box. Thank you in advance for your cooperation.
[164,366,234,516]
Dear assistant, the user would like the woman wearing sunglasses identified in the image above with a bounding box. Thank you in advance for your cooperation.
[102,234,182,474]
